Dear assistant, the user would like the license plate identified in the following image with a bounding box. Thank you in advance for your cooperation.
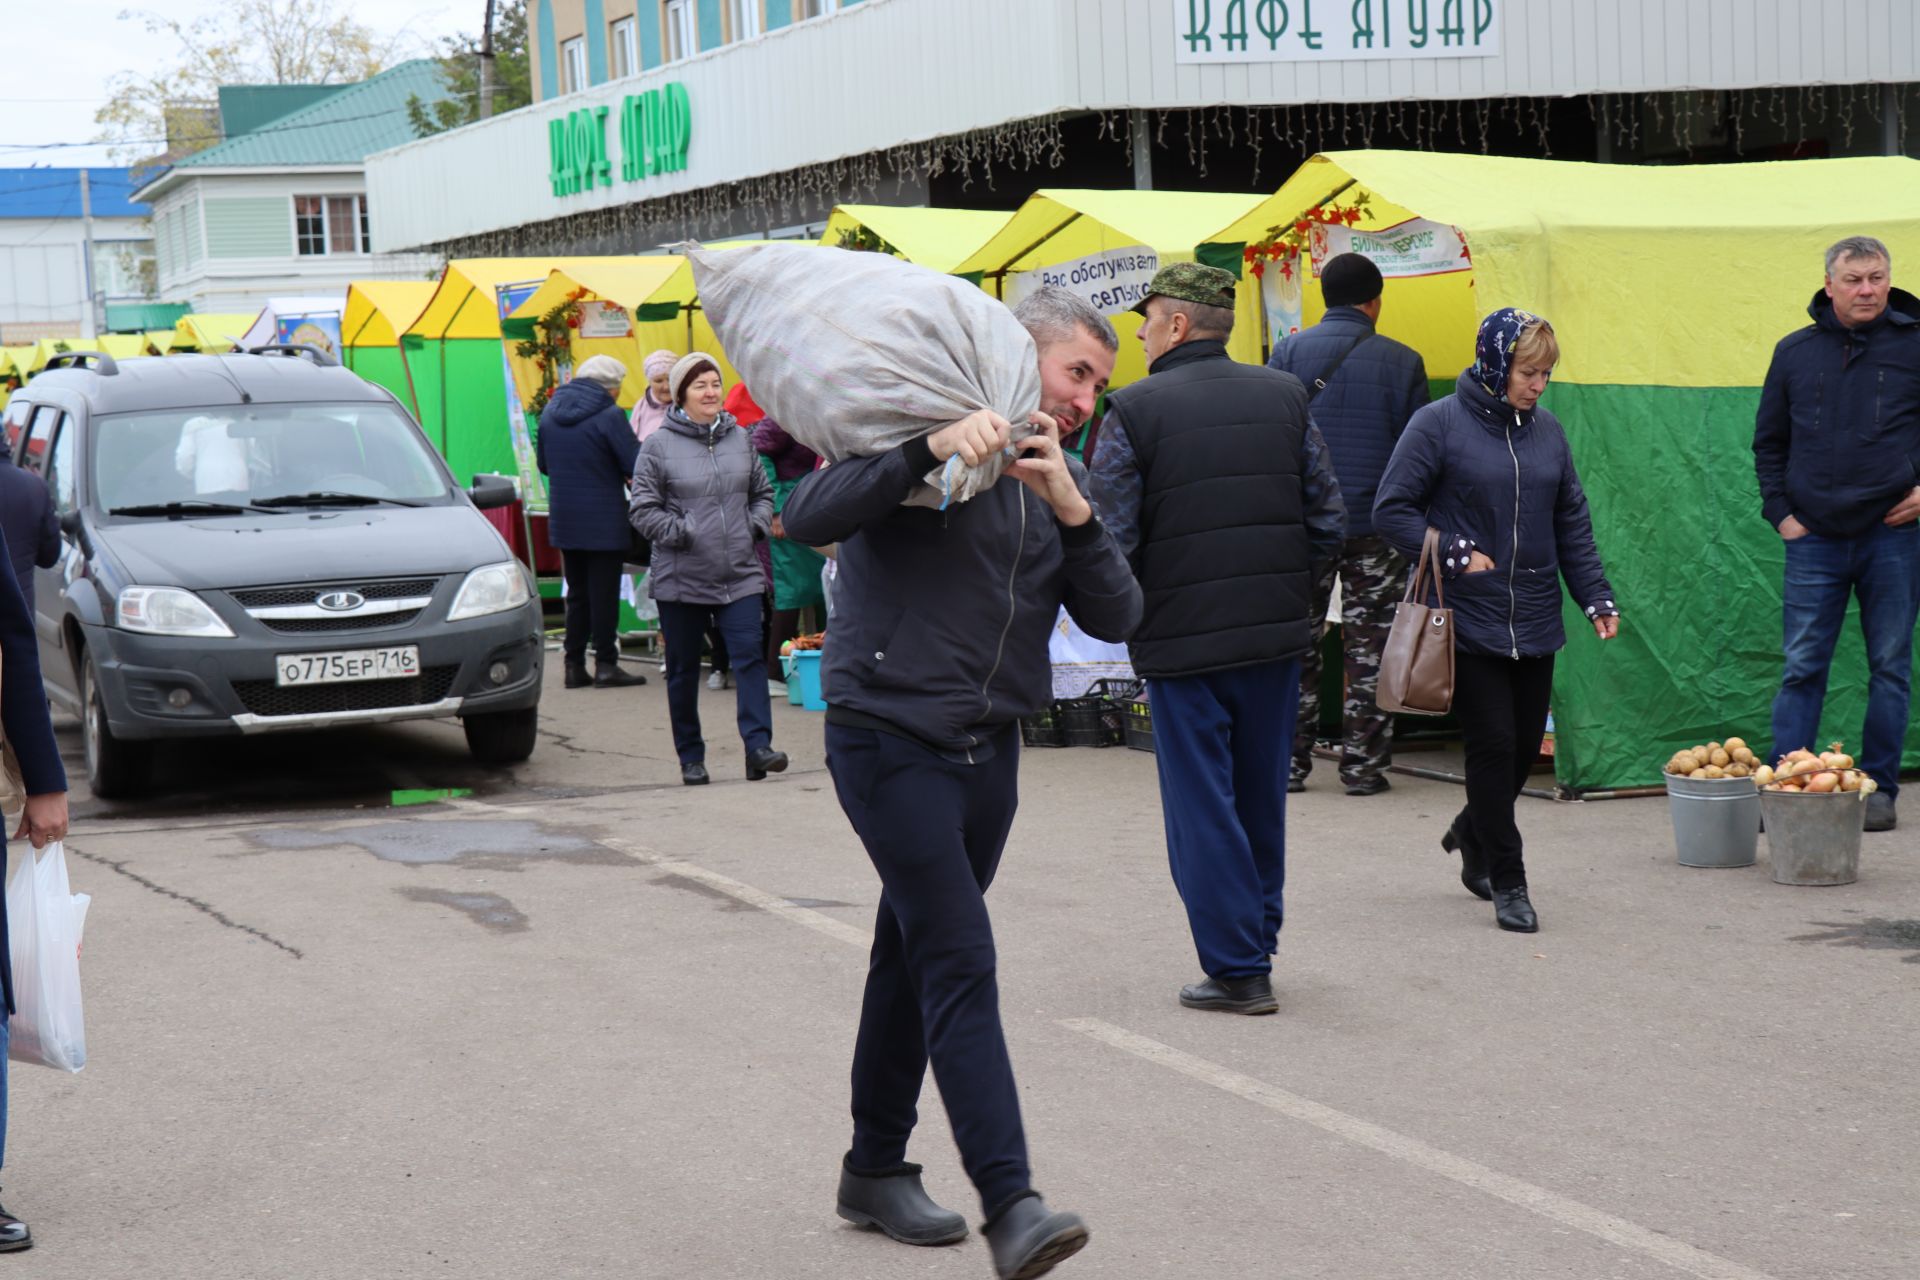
[275,646,421,687]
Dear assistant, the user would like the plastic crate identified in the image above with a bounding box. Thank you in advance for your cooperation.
[1123,698,1154,753]
[1020,707,1068,748]
[1055,678,1143,748]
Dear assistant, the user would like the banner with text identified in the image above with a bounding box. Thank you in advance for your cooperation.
[1005,247,1162,317]
[1310,218,1470,279]
[1174,0,1500,65]
[577,300,634,339]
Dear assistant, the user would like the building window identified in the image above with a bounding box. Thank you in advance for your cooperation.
[611,16,637,77]
[728,0,762,41]
[293,195,371,256]
[561,36,588,93]
[664,0,696,60]
[798,0,838,17]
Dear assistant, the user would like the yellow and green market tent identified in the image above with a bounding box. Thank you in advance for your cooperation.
[93,333,149,362]
[820,206,1013,275]
[954,189,1279,389]
[500,256,708,413]
[1200,149,1920,792]
[342,281,437,417]
[403,257,633,488]
[171,313,255,353]
[142,330,176,355]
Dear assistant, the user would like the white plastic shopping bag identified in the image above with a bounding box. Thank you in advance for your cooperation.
[8,841,88,1072]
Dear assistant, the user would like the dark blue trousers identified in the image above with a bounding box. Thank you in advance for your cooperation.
[1149,658,1300,980]
[657,595,773,765]
[825,722,1031,1219]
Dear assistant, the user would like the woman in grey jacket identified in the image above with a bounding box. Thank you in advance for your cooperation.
[629,353,782,786]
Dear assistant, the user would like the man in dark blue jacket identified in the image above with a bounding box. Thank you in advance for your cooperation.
[0,455,58,610]
[1091,264,1345,1017]
[782,289,1139,1280]
[0,523,72,1253]
[1268,253,1428,796]
[1754,236,1920,832]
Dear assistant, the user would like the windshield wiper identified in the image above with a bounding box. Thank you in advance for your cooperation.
[252,491,424,509]
[108,500,282,517]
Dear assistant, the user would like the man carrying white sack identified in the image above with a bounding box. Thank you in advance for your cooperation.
[783,287,1140,1280]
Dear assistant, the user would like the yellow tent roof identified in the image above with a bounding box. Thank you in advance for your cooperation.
[94,334,148,361]
[344,281,439,349]
[406,258,640,341]
[503,257,697,328]
[953,189,1272,281]
[173,313,257,352]
[144,330,176,355]
[1203,150,1920,386]
[1,346,35,378]
[821,206,1014,275]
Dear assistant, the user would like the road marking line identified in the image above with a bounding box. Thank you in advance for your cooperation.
[1061,1018,1779,1280]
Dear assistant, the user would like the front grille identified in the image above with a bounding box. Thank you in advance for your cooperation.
[231,578,440,609]
[232,665,459,718]
[260,610,423,635]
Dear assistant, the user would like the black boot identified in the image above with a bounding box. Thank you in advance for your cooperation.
[746,747,789,781]
[1178,973,1278,1015]
[1441,824,1494,901]
[594,659,647,688]
[835,1158,967,1246]
[984,1194,1088,1280]
[564,659,591,689]
[0,1198,31,1252]
[681,763,710,787]
[1493,885,1539,933]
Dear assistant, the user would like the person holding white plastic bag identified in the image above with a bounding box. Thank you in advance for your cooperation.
[0,522,70,1253]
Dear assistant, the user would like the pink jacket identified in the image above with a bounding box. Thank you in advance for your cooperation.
[630,391,670,442]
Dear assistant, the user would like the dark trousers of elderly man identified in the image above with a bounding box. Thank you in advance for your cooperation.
[1091,329,1345,1015]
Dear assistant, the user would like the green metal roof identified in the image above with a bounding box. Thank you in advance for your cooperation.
[217,84,350,139]
[176,60,449,169]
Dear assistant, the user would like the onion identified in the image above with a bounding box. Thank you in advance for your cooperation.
[1806,772,1841,794]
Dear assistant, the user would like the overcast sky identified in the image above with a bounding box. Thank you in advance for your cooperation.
[6,1,476,168]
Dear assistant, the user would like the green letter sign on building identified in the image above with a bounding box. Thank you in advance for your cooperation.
[549,82,691,198]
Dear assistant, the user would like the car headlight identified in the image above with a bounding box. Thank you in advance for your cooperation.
[116,586,235,638]
[448,561,532,621]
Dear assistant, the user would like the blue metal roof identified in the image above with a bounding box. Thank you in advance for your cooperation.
[0,169,147,220]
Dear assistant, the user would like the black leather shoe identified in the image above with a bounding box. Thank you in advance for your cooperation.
[1345,775,1391,796]
[1287,776,1306,793]
[1865,791,1897,832]
[1441,825,1494,901]
[1178,973,1278,1015]
[836,1159,967,1246]
[0,1201,31,1252]
[563,660,591,689]
[746,747,789,781]
[681,763,710,787]
[984,1194,1088,1280]
[594,660,647,688]
[1493,885,1539,933]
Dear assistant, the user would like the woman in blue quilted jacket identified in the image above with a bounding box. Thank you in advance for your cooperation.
[1373,309,1621,934]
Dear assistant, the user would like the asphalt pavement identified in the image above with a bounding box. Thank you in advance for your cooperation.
[11,647,1918,1278]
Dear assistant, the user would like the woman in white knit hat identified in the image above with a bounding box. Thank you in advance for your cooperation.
[535,354,648,689]
[628,353,784,786]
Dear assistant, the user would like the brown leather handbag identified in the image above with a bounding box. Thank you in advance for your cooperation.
[1376,529,1455,716]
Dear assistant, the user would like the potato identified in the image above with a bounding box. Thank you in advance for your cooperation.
[1732,747,1755,766]
[1725,736,1748,753]
[1709,749,1731,767]
[1728,762,1751,778]
[1702,765,1727,779]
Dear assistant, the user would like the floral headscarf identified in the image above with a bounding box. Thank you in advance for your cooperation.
[1472,307,1552,404]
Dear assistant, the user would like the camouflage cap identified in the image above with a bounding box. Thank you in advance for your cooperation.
[1134,262,1239,315]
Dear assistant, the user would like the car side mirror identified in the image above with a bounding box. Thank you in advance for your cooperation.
[468,474,517,510]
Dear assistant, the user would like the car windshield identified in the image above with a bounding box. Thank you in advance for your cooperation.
[92,403,453,513]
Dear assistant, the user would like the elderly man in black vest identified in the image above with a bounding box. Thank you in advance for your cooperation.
[1091,263,1345,1016]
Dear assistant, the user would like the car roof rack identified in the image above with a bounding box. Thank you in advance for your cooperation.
[40,351,119,377]
[245,343,341,368]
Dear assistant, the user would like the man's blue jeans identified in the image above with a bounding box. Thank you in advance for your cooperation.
[1772,522,1920,796]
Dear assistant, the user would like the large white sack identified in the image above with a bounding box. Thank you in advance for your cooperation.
[689,243,1041,507]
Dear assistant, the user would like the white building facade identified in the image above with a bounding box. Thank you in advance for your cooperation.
[367,0,1920,257]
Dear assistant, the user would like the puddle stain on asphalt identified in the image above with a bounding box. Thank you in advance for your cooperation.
[1791,918,1920,963]
[250,819,634,869]
[397,888,530,934]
